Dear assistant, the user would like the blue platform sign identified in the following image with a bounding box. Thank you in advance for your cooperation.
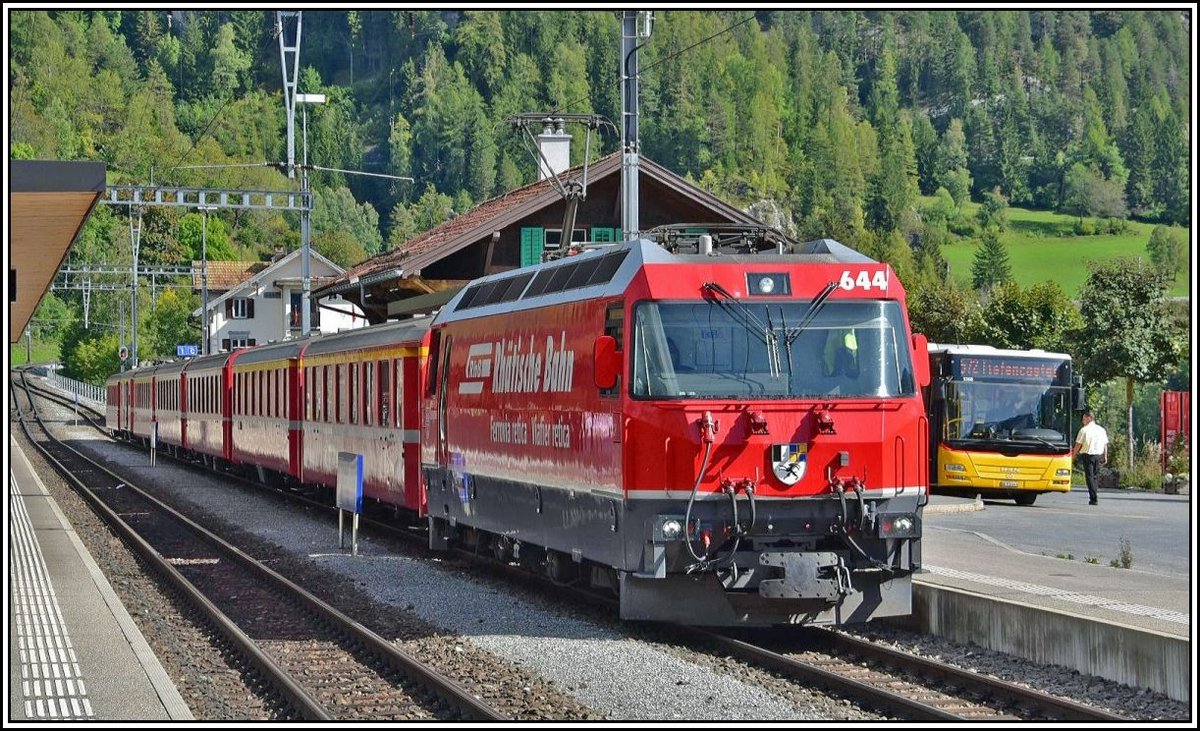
[177,344,199,358]
[337,452,364,514]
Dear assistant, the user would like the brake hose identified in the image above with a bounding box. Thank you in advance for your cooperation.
[683,438,715,565]
[833,483,894,575]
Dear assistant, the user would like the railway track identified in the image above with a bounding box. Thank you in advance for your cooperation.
[14,372,505,722]
[24,372,1133,722]
[694,627,1127,722]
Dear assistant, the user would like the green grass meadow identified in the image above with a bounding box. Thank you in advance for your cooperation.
[9,337,60,367]
[932,201,1191,298]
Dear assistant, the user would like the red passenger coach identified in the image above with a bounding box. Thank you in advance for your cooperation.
[424,239,930,625]
[231,342,304,477]
[152,361,186,449]
[299,319,430,512]
[181,352,235,464]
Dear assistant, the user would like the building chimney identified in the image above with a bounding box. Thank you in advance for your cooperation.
[537,118,571,180]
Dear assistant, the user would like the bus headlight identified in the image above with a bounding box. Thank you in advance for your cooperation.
[1056,469,1072,477]
[945,463,967,472]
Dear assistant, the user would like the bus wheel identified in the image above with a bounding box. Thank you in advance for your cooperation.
[1014,493,1037,506]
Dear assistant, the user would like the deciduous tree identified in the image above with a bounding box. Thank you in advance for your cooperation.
[1075,257,1184,468]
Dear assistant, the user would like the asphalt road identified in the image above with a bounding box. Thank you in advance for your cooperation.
[925,487,1193,578]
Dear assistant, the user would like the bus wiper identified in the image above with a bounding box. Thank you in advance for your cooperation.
[1016,434,1064,449]
[783,281,838,345]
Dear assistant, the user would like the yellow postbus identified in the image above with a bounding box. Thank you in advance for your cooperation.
[926,344,1086,505]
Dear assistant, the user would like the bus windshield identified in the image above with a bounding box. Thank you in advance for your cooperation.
[944,381,1072,449]
[631,300,916,400]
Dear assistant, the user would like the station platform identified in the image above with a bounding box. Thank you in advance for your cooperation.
[7,436,193,722]
[915,493,1191,702]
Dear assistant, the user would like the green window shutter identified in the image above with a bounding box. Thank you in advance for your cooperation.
[588,225,614,242]
[520,227,544,266]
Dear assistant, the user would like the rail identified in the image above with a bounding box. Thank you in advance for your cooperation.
[46,367,107,407]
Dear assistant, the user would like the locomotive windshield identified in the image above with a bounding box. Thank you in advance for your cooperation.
[631,300,916,400]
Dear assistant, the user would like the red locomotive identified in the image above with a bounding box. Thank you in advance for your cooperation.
[107,237,929,626]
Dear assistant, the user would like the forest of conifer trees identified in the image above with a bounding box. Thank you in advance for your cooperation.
[8,10,1191,433]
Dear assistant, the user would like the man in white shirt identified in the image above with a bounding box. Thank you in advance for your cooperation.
[1072,409,1109,505]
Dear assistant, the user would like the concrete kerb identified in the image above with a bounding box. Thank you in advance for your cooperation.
[923,495,985,516]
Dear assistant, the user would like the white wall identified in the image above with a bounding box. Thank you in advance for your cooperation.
[204,254,366,352]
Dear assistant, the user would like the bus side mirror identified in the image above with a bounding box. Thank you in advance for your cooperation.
[1073,385,1086,410]
[594,335,620,390]
[933,380,946,402]
[911,333,930,389]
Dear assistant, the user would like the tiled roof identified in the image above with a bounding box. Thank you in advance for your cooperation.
[191,261,267,291]
[339,157,594,282]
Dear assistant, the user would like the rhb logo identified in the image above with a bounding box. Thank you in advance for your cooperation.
[458,332,575,395]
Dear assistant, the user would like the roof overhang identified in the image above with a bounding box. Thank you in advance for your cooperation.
[386,286,463,318]
[9,160,107,342]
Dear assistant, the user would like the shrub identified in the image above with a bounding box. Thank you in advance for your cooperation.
[1121,440,1164,490]
[1073,219,1096,236]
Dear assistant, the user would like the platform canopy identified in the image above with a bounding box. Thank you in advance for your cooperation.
[9,160,106,343]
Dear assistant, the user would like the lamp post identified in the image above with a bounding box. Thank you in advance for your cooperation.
[295,92,325,338]
[196,206,217,355]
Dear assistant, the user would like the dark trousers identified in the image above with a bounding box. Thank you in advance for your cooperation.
[1081,454,1101,503]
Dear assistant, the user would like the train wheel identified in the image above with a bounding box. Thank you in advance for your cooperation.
[517,542,545,573]
[493,535,514,563]
[1014,493,1037,506]
[546,550,579,585]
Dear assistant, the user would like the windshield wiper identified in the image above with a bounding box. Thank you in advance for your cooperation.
[782,281,838,345]
[703,282,782,378]
[777,306,794,381]
[1015,434,1065,449]
[702,280,774,342]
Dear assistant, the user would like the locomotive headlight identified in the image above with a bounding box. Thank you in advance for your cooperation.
[1056,468,1072,477]
[660,519,684,541]
[745,272,791,296]
[877,512,920,539]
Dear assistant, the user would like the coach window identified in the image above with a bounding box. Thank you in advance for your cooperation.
[379,360,391,427]
[427,331,441,396]
[320,366,327,422]
[320,366,327,423]
[336,365,344,424]
[364,362,374,426]
[312,368,319,422]
[349,363,358,424]
[393,360,402,429]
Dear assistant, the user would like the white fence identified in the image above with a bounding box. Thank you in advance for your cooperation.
[46,368,106,407]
